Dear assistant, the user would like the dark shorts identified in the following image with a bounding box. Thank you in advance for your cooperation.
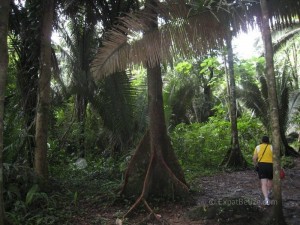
[258,162,273,180]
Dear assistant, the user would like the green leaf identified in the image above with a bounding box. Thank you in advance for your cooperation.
[26,184,39,206]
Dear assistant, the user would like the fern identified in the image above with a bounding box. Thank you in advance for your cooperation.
[25,184,49,207]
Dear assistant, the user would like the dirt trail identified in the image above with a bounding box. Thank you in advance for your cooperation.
[192,158,300,225]
[70,158,300,225]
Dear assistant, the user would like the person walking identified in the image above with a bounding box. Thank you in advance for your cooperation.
[253,135,273,206]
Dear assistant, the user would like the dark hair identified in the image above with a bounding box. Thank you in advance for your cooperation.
[261,135,270,143]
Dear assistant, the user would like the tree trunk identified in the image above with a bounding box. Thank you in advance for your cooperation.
[0,0,10,224]
[13,0,41,167]
[119,0,189,217]
[147,64,188,197]
[120,65,189,216]
[222,31,247,168]
[34,0,54,180]
[120,60,189,199]
[75,94,87,157]
[201,67,214,122]
[260,0,286,224]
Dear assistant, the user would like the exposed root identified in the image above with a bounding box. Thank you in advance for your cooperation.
[120,131,189,220]
[123,196,143,219]
[160,157,189,192]
[137,200,170,225]
[143,199,171,224]
[221,147,248,169]
[123,152,154,219]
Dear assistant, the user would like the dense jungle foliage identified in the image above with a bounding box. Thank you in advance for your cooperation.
[1,0,300,224]
[4,52,300,224]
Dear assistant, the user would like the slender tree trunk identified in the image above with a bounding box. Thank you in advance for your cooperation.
[0,1,10,224]
[34,0,54,180]
[222,31,247,168]
[201,67,214,122]
[75,94,87,157]
[226,31,239,150]
[260,1,286,224]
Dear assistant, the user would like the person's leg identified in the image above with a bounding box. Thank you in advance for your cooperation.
[261,178,270,205]
[258,163,272,205]
[261,178,268,199]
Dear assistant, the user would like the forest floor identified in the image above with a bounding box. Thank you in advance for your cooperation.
[68,157,300,225]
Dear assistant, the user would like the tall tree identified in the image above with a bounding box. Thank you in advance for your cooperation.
[34,0,54,180]
[119,0,189,217]
[222,30,247,168]
[0,0,10,224]
[260,0,286,224]
[65,2,97,157]
[10,0,41,166]
[59,0,140,157]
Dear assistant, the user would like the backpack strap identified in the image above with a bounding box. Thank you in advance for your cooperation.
[258,144,268,162]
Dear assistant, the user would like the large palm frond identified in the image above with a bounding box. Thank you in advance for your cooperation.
[237,77,269,129]
[54,0,143,155]
[238,61,292,138]
[169,83,196,125]
[90,0,234,79]
[91,71,145,149]
[91,0,300,80]
[277,66,290,135]
[273,27,300,54]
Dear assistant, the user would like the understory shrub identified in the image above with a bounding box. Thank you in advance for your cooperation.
[170,114,265,181]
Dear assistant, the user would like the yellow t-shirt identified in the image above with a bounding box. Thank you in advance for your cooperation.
[253,143,273,163]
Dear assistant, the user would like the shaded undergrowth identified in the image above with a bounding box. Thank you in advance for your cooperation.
[4,157,123,225]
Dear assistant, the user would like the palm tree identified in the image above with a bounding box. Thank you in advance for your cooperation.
[9,0,42,167]
[222,30,247,168]
[119,1,189,218]
[59,1,98,157]
[260,0,286,223]
[58,0,140,157]
[238,58,300,157]
[166,56,221,126]
[0,0,10,224]
[34,0,55,180]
